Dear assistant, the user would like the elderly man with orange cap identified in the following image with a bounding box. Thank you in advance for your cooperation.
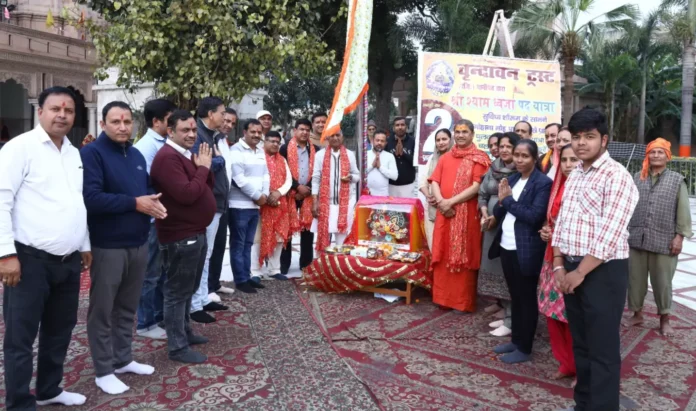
[626,138,692,337]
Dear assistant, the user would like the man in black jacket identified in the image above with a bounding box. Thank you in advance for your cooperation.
[279,118,318,276]
[190,97,229,323]
[387,116,417,198]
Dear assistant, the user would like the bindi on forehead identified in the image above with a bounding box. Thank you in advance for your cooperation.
[189,120,194,128]
[120,114,125,120]
[61,101,66,108]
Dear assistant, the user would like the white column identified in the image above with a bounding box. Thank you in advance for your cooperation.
[28,99,40,127]
[86,104,97,137]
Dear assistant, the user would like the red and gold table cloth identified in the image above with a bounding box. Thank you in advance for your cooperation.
[303,253,432,293]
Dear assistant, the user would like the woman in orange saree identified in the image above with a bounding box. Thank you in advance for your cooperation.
[429,120,491,312]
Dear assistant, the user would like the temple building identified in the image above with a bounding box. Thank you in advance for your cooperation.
[0,0,99,146]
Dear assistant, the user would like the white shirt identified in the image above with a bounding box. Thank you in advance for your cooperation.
[366,149,398,196]
[500,177,529,251]
[0,125,90,256]
[166,139,192,160]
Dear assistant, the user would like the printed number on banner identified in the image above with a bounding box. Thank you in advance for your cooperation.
[423,108,452,154]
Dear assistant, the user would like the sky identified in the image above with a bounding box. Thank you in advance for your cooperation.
[578,0,665,24]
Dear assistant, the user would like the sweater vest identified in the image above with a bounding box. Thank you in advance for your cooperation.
[628,169,682,255]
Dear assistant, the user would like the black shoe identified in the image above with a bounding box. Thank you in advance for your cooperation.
[188,334,209,345]
[203,302,228,312]
[249,281,265,289]
[169,349,207,364]
[190,311,216,324]
[250,276,262,284]
[269,274,289,281]
[236,282,258,294]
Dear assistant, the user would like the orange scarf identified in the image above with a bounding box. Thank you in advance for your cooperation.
[259,153,291,264]
[287,138,315,233]
[641,137,672,180]
[447,144,491,271]
[316,147,350,252]
[540,149,553,173]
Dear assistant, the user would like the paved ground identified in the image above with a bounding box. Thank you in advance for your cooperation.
[665,199,696,311]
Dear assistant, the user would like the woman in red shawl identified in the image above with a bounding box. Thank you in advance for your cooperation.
[538,143,580,384]
[429,120,491,312]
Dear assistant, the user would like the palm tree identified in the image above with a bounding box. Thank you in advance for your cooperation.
[662,0,696,155]
[621,12,676,144]
[512,0,639,123]
[577,34,639,140]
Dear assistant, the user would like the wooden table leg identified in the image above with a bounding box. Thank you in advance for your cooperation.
[406,282,412,305]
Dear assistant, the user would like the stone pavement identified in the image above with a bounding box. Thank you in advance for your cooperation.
[669,198,696,311]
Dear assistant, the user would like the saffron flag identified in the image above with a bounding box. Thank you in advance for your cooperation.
[322,0,373,141]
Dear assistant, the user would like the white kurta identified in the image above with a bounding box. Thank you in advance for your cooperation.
[366,150,398,196]
[311,148,360,234]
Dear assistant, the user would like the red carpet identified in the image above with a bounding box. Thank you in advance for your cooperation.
[0,276,379,411]
[2,274,696,410]
[298,286,696,411]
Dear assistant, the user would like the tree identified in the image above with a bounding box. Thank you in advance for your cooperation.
[76,0,341,109]
[577,34,639,140]
[621,11,677,143]
[662,0,696,155]
[512,0,639,123]
[263,65,338,131]
[403,0,524,54]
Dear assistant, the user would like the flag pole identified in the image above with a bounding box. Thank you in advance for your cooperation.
[357,93,369,197]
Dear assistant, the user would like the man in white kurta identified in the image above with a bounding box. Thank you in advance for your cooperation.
[311,131,360,247]
[251,133,293,280]
[366,131,398,196]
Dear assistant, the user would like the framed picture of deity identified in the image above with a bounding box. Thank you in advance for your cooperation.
[352,198,427,252]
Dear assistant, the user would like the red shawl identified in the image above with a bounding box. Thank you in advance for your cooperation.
[287,138,315,234]
[315,146,350,251]
[543,147,567,262]
[259,153,291,264]
[447,144,491,271]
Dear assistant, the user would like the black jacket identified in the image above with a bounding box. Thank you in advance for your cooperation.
[192,118,229,213]
[279,141,319,190]
[386,133,416,186]
[488,169,552,276]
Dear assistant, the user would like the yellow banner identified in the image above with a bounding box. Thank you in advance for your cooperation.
[415,52,562,165]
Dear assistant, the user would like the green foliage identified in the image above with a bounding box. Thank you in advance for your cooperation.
[403,0,524,54]
[78,0,342,109]
[263,64,338,129]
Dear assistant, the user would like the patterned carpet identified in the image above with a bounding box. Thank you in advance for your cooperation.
[0,276,379,411]
[299,287,696,411]
[2,276,696,410]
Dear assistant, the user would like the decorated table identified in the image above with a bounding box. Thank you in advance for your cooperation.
[303,196,432,304]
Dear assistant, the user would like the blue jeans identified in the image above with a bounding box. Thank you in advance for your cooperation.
[137,222,165,330]
[228,208,259,285]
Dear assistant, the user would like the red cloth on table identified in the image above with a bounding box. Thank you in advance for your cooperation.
[428,153,488,312]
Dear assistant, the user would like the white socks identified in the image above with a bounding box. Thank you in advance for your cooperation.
[95,363,154,395]
[36,391,86,406]
[95,374,129,395]
[115,361,155,375]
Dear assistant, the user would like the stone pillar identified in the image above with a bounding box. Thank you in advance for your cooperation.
[86,103,97,137]
[28,99,40,127]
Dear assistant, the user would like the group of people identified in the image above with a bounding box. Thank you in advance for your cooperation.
[0,85,690,411]
[418,113,690,411]
[0,86,343,410]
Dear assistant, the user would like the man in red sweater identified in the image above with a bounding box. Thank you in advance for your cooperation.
[150,110,217,364]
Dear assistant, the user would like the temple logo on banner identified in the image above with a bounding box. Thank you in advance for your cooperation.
[415,52,562,166]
